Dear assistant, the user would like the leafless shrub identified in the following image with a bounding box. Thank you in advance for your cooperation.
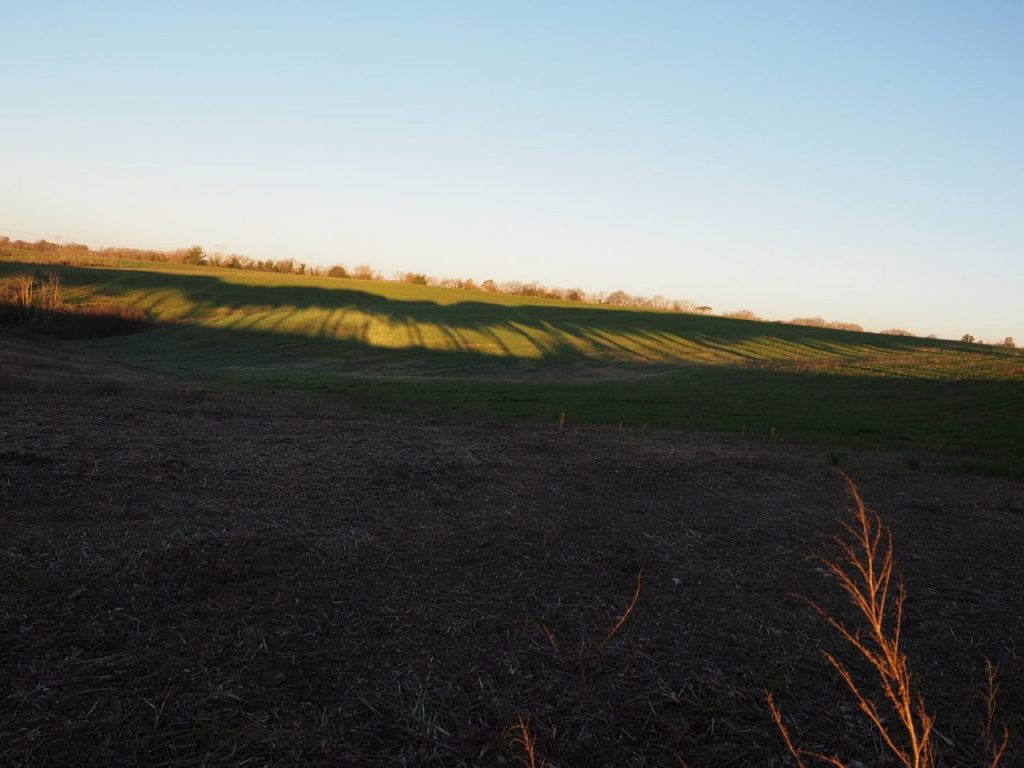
[351,264,378,280]
[790,316,828,328]
[826,321,864,332]
[724,309,761,321]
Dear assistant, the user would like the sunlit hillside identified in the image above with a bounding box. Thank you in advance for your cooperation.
[1,258,1021,380]
[3,258,1023,474]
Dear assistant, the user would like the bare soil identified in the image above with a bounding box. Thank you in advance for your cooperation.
[1,350,1022,766]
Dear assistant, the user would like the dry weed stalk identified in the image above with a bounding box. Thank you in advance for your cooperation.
[506,716,545,768]
[981,660,1009,768]
[538,622,562,660]
[1,271,64,326]
[537,568,642,665]
[767,471,1009,768]
[598,567,642,651]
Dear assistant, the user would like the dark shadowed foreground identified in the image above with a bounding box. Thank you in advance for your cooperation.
[1,384,1021,766]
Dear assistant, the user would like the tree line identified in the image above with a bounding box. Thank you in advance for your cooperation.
[2,235,1017,346]
[0,236,703,314]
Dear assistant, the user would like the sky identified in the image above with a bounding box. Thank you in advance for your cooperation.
[2,1,1022,340]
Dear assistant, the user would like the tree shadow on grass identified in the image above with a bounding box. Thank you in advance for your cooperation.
[65,315,1024,476]
[5,261,1021,379]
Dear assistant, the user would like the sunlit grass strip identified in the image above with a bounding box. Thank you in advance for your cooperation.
[7,260,1024,376]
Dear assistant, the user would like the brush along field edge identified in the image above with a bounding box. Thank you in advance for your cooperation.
[766,471,1009,768]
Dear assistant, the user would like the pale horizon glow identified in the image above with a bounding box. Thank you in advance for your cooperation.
[2,2,1022,341]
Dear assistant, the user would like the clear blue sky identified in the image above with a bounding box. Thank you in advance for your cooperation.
[3,1,1022,340]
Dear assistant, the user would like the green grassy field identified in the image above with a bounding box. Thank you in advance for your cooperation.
[3,256,1023,474]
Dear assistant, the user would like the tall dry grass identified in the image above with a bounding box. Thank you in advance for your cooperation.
[0,271,64,324]
[0,271,148,338]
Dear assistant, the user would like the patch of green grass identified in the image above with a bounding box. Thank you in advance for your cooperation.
[3,259,1023,474]
[4,259,1021,379]
[224,367,1023,469]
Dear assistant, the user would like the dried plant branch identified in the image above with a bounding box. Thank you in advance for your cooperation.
[765,691,813,768]
[538,623,561,660]
[506,716,545,768]
[770,471,939,768]
[766,690,851,768]
[534,567,642,668]
[770,471,1014,767]
[598,568,642,651]
[982,660,1009,768]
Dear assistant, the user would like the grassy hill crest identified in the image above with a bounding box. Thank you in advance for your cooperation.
[2,257,1023,475]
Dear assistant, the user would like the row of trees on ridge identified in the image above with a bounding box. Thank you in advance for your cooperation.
[1,235,1016,345]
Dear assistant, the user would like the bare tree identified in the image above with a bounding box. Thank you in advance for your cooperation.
[724,309,761,321]
[827,321,864,332]
[351,264,376,280]
[790,316,827,328]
